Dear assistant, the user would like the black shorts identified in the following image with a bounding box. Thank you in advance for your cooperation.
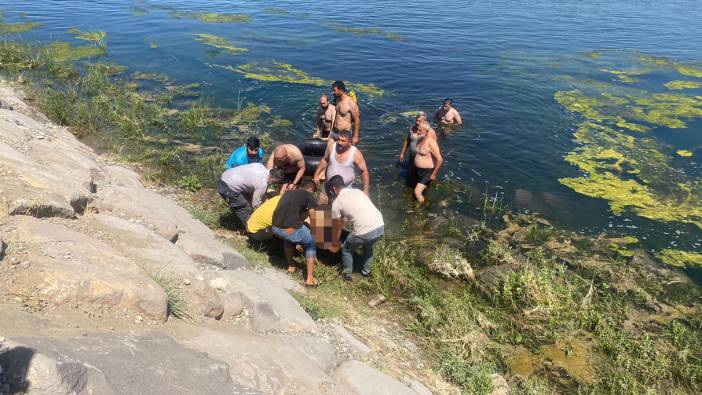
[416,167,435,187]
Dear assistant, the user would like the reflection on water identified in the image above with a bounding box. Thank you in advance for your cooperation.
[2,0,702,256]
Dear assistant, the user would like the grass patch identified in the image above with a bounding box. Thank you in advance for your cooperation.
[149,268,188,319]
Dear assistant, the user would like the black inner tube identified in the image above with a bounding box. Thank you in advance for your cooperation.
[296,138,327,177]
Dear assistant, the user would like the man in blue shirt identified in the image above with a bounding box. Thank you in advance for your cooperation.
[225,136,264,169]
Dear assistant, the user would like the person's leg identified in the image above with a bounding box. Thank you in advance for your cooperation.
[272,227,298,273]
[341,234,362,276]
[298,226,318,285]
[360,227,384,276]
[414,182,427,202]
[248,227,274,241]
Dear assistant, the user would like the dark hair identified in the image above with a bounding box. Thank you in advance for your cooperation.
[331,80,346,92]
[325,175,345,199]
[246,136,260,150]
[269,168,285,183]
[300,181,316,191]
[337,130,352,140]
[443,98,453,106]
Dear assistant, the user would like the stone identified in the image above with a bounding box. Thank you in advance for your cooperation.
[208,269,316,333]
[0,216,167,320]
[474,264,514,297]
[368,294,387,308]
[402,377,433,395]
[96,182,248,269]
[83,214,200,278]
[1,333,254,394]
[220,292,244,318]
[182,278,191,285]
[19,261,29,269]
[489,373,510,395]
[0,236,6,260]
[203,300,224,320]
[183,328,337,394]
[333,360,416,395]
[330,323,371,358]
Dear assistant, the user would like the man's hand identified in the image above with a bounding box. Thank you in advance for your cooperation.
[430,173,437,181]
[328,242,341,253]
[352,135,359,145]
[399,152,405,162]
[313,174,321,186]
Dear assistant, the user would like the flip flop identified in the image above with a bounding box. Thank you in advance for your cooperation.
[304,281,318,288]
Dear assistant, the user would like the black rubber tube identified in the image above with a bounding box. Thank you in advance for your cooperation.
[296,138,327,177]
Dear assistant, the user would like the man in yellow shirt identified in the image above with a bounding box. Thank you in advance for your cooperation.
[246,194,282,241]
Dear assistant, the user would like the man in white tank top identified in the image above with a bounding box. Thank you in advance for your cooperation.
[313,130,369,204]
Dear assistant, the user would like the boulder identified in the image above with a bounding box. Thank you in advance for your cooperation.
[333,360,416,395]
[95,182,247,269]
[208,269,316,333]
[330,323,371,359]
[0,216,167,320]
[220,292,244,319]
[402,377,434,395]
[1,333,254,394]
[183,328,336,394]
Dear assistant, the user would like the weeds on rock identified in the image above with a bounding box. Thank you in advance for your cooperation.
[149,268,188,319]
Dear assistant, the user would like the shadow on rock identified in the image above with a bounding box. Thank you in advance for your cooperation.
[0,345,34,394]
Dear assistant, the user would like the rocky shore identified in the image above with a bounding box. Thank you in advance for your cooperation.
[0,81,432,394]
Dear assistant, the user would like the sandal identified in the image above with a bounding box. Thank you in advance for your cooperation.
[304,280,319,288]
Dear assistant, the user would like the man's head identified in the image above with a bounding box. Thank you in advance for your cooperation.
[442,98,453,110]
[417,121,431,137]
[335,130,353,152]
[272,145,288,163]
[325,175,346,200]
[319,95,329,108]
[268,168,286,185]
[246,136,261,157]
[300,181,316,192]
[331,80,346,99]
[415,112,427,126]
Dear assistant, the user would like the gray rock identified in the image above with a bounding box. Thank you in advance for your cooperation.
[96,183,247,269]
[2,333,255,394]
[208,270,316,333]
[333,360,416,395]
[0,216,167,320]
[330,323,371,358]
[184,328,336,394]
[83,214,200,278]
[402,377,434,395]
[220,292,244,319]
[203,300,224,320]
[489,373,510,395]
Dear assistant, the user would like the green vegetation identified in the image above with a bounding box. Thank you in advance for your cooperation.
[169,11,251,23]
[329,24,403,41]
[664,80,702,90]
[150,268,188,318]
[193,33,247,54]
[67,28,107,48]
[657,249,702,268]
[677,149,694,157]
[0,13,42,34]
[264,7,289,16]
[214,61,385,97]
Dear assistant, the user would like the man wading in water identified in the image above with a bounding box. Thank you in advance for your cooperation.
[313,130,370,204]
[413,121,444,203]
[434,98,462,126]
[314,94,336,139]
[331,80,361,145]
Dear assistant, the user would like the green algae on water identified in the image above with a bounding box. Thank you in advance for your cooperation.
[332,25,403,41]
[132,7,147,17]
[214,61,384,96]
[657,249,702,268]
[192,34,247,55]
[42,42,106,62]
[264,7,289,16]
[675,64,702,78]
[664,80,702,90]
[676,149,693,157]
[169,11,251,23]
[0,20,41,34]
[67,28,107,47]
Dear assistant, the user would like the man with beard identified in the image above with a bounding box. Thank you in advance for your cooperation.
[314,94,336,139]
[313,130,369,204]
[331,80,361,145]
[266,143,306,192]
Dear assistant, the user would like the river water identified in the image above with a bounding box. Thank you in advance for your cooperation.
[3,0,702,265]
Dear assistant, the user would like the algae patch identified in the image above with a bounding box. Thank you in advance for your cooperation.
[213,61,384,96]
[0,15,41,34]
[329,24,403,41]
[676,149,693,157]
[664,80,702,90]
[193,34,247,54]
[657,249,702,268]
[170,11,251,23]
[67,28,107,47]
[42,42,106,62]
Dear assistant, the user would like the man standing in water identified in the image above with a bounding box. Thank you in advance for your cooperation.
[413,121,444,202]
[326,175,384,281]
[434,98,462,125]
[313,130,370,204]
[331,81,361,145]
[399,113,437,187]
[267,144,306,192]
[314,95,336,139]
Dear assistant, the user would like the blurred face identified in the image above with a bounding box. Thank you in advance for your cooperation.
[442,101,452,110]
[320,97,328,108]
[415,115,426,126]
[246,147,258,157]
[332,86,342,98]
[336,135,351,151]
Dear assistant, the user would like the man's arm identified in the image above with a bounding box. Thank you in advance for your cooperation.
[293,157,305,186]
[252,184,266,208]
[429,139,444,181]
[399,135,409,162]
[224,151,236,170]
[315,108,322,135]
[354,150,370,195]
[313,146,331,185]
[266,153,275,170]
[351,103,361,145]
[453,110,463,125]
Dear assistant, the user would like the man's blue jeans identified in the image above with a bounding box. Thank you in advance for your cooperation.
[272,226,316,258]
[341,226,384,275]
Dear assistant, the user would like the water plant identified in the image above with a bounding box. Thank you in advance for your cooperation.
[657,249,702,268]
[0,13,42,35]
[67,28,107,48]
[42,41,106,62]
[193,33,247,54]
[169,11,251,23]
[328,23,403,41]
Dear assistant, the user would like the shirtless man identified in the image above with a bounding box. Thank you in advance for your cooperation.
[331,80,361,145]
[413,122,444,203]
[399,113,437,187]
[266,144,306,192]
[313,130,369,204]
[314,95,336,139]
[434,98,462,125]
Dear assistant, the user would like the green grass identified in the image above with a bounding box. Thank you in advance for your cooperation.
[149,268,188,319]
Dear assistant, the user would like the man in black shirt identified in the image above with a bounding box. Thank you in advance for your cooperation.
[271,182,318,287]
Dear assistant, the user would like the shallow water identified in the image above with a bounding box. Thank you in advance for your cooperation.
[3,1,702,270]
